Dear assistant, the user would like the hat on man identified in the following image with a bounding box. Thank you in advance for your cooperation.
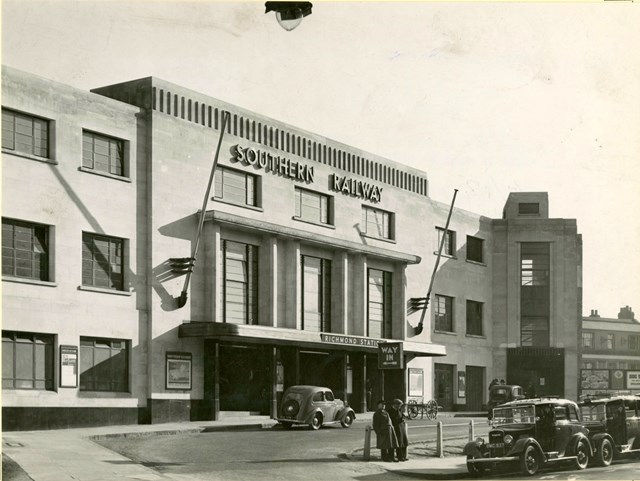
[392,398,404,406]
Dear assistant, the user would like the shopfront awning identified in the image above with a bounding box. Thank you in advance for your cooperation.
[179,322,446,357]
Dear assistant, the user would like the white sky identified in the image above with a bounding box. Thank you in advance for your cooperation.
[2,0,639,319]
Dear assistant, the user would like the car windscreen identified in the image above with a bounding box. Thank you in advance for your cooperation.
[579,403,606,421]
[493,405,535,425]
[490,387,510,401]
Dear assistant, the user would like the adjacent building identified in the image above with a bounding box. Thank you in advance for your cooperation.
[580,307,640,398]
[2,66,583,430]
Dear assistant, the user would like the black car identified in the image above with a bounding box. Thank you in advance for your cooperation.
[487,384,525,419]
[578,394,640,466]
[464,398,592,476]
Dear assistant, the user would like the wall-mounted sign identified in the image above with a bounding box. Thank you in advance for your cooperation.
[321,333,380,347]
[330,174,382,203]
[627,371,640,389]
[378,342,403,369]
[458,371,466,398]
[581,369,609,390]
[166,352,192,390]
[232,145,314,183]
[60,345,78,388]
[409,368,424,397]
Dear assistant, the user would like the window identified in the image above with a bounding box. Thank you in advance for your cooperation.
[436,228,456,256]
[466,300,483,336]
[82,233,124,291]
[82,131,125,176]
[367,269,392,339]
[214,166,259,208]
[223,240,258,325]
[302,255,331,332]
[2,108,49,158]
[79,337,129,392]
[604,334,614,350]
[435,294,454,332]
[2,331,54,390]
[362,206,394,240]
[582,332,594,349]
[466,236,484,263]
[520,243,550,347]
[294,188,332,226]
[630,335,640,351]
[518,203,540,215]
[2,218,50,281]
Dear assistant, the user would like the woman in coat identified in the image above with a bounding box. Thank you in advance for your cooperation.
[390,399,409,461]
[372,400,399,461]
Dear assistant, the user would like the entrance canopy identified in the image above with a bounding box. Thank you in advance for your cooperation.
[179,322,446,357]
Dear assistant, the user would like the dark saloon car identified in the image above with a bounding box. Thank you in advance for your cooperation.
[578,394,640,466]
[464,398,592,476]
[487,384,525,419]
[276,385,356,430]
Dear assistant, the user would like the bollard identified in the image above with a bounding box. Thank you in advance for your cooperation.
[436,421,444,458]
[468,419,475,442]
[364,425,372,461]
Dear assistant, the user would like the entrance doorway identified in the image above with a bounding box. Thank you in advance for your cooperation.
[466,366,485,411]
[435,363,455,411]
[219,345,270,413]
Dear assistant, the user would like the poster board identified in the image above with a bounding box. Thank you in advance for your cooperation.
[60,345,78,388]
[166,352,192,390]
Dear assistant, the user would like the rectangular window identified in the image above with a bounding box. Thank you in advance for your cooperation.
[2,331,54,390]
[520,243,550,347]
[518,203,540,215]
[436,227,456,256]
[368,269,392,339]
[294,188,332,226]
[630,335,640,351]
[605,334,614,350]
[2,218,50,281]
[2,108,49,158]
[466,236,484,263]
[362,206,394,240]
[301,255,331,332]
[582,332,594,349]
[82,131,124,176]
[79,337,129,392]
[82,232,124,291]
[214,166,258,207]
[466,300,483,336]
[223,240,258,325]
[435,294,454,332]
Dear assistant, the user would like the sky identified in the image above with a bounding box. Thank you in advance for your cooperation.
[2,0,639,319]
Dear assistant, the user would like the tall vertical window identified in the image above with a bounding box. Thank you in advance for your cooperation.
[435,295,454,332]
[82,131,124,176]
[520,243,550,346]
[2,218,50,281]
[466,300,483,336]
[368,269,392,339]
[79,337,129,392]
[214,166,258,207]
[582,332,594,349]
[82,233,124,291]
[630,335,640,351]
[301,255,331,332]
[436,228,456,256]
[604,334,614,350]
[466,236,484,263]
[362,206,394,240]
[294,188,332,226]
[223,240,258,325]
[2,331,54,390]
[2,108,49,158]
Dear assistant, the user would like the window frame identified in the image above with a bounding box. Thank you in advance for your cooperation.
[2,330,55,390]
[81,129,127,178]
[361,205,395,241]
[367,268,392,339]
[466,235,484,264]
[466,300,484,336]
[2,108,52,161]
[79,337,130,393]
[81,232,126,292]
[518,203,540,215]
[293,187,334,227]
[582,332,594,349]
[436,227,456,257]
[434,294,454,333]
[222,240,259,325]
[2,217,52,282]
[301,255,332,333]
[213,165,261,209]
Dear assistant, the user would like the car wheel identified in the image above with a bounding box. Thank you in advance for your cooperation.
[282,399,299,418]
[311,413,323,430]
[595,438,613,467]
[573,439,589,470]
[466,455,487,477]
[520,445,541,476]
[341,412,354,428]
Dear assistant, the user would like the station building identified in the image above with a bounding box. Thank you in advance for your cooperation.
[2,66,582,430]
[580,307,640,398]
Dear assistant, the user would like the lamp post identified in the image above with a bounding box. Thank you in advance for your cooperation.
[265,1,313,31]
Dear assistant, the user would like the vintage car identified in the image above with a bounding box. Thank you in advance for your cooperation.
[276,385,356,430]
[487,384,525,419]
[465,398,592,476]
[578,394,640,466]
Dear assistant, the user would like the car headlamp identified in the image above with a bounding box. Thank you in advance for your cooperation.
[504,434,513,445]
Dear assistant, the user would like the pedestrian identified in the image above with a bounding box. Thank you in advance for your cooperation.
[489,378,499,389]
[499,379,506,385]
[390,399,409,461]
[372,399,399,462]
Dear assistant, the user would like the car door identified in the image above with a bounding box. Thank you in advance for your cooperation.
[623,398,639,446]
[322,390,339,421]
[606,400,626,446]
[535,404,556,452]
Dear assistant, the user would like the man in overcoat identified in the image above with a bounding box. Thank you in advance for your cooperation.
[372,400,398,461]
[390,399,409,461]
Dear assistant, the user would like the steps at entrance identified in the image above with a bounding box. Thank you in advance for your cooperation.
[218,411,267,419]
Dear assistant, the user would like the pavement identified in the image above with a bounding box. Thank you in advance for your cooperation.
[2,411,486,481]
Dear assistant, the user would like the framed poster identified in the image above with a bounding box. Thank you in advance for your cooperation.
[60,345,78,388]
[408,368,423,397]
[627,371,640,390]
[166,352,192,390]
[457,371,466,398]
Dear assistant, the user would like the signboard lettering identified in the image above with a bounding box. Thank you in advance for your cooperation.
[330,174,382,203]
[378,342,403,369]
[321,333,380,347]
[233,145,314,183]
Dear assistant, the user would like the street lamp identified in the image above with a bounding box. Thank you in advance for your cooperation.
[265,1,313,31]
